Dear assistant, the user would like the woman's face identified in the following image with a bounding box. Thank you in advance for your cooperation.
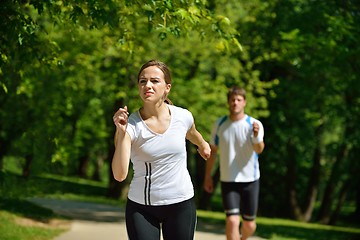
[138,66,171,104]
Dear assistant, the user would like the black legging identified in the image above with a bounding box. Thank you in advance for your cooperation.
[125,198,196,240]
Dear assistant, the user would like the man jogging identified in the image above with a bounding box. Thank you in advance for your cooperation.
[204,86,265,240]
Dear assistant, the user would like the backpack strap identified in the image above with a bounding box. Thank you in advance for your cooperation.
[214,116,228,146]
[246,115,252,129]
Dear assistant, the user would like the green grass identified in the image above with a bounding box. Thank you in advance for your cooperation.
[0,170,116,240]
[1,167,360,240]
[0,199,67,240]
[197,210,360,240]
[0,212,64,240]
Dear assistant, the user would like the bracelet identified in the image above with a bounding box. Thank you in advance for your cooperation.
[251,136,262,144]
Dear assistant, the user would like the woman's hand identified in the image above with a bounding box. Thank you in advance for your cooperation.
[186,123,211,160]
[113,106,129,133]
[197,141,211,160]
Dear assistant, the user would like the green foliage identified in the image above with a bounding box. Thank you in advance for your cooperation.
[1,0,359,227]
[0,0,243,175]
[240,0,360,221]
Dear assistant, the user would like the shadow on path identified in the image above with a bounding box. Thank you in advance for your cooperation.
[28,198,126,222]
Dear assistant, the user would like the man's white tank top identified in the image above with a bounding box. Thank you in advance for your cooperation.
[126,105,194,206]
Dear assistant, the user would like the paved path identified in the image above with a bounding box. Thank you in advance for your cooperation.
[28,198,265,240]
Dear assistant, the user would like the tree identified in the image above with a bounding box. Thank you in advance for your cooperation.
[0,0,242,198]
[238,0,360,223]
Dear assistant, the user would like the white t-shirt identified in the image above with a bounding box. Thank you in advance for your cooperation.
[210,114,264,182]
[126,104,194,205]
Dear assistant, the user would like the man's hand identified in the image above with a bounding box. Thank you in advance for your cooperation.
[252,121,260,138]
[204,176,214,193]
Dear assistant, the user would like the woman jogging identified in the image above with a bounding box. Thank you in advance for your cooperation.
[112,59,211,240]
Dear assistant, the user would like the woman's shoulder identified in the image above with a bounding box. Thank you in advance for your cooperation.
[169,105,193,123]
[169,104,191,115]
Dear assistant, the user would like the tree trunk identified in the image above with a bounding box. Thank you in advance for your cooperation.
[302,125,323,222]
[356,185,360,217]
[329,179,350,225]
[301,147,320,222]
[317,143,348,224]
[286,138,302,220]
[78,155,89,178]
[0,140,10,171]
[22,154,33,178]
[92,156,103,181]
[0,149,4,171]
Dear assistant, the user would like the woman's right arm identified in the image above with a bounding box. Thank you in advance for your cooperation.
[112,130,131,182]
[111,106,131,182]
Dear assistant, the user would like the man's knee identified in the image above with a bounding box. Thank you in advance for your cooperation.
[226,215,240,227]
[242,219,256,233]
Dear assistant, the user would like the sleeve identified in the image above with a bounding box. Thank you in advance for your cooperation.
[184,108,194,131]
[173,105,194,131]
[209,117,222,146]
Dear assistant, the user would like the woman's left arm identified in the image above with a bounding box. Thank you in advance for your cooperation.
[186,123,211,160]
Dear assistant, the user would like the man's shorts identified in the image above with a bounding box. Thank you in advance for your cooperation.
[221,180,259,221]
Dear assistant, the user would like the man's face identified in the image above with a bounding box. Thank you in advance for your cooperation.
[228,94,246,115]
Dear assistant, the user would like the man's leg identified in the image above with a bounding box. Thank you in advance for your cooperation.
[221,182,242,240]
[239,180,260,240]
[226,214,241,240]
[240,219,256,240]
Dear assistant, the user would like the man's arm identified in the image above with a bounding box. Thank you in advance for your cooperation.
[252,121,265,154]
[253,141,265,154]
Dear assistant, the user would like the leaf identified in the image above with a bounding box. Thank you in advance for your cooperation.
[175,8,188,19]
